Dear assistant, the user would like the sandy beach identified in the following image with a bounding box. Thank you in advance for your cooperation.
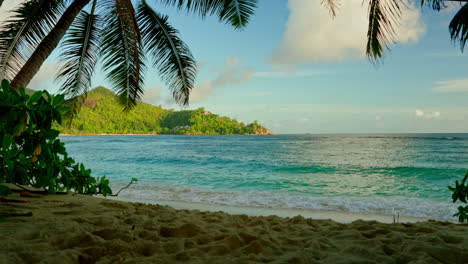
[1,193,468,263]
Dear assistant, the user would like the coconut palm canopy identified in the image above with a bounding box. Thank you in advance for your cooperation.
[0,0,467,113]
[0,0,257,112]
[320,0,468,63]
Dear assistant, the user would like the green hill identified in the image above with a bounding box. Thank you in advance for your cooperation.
[56,87,273,135]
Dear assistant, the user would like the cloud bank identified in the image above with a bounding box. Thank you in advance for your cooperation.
[270,0,425,65]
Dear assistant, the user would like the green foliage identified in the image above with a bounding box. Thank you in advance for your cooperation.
[0,80,112,196]
[0,0,66,80]
[57,87,271,135]
[56,0,100,117]
[448,171,468,222]
[0,0,257,112]
[449,3,468,52]
[137,0,196,105]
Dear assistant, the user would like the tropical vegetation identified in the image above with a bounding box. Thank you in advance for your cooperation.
[449,171,468,222]
[321,0,468,63]
[0,80,112,196]
[0,0,257,113]
[56,87,271,135]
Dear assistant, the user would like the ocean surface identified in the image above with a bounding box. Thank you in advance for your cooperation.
[61,134,468,221]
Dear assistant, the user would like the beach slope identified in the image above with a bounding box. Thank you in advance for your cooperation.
[1,194,468,264]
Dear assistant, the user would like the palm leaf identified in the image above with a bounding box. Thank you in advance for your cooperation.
[156,0,257,29]
[218,0,257,29]
[366,0,402,63]
[449,2,468,52]
[321,0,339,17]
[156,0,223,16]
[137,0,196,105]
[101,0,145,110]
[56,1,101,119]
[420,0,446,10]
[0,0,66,80]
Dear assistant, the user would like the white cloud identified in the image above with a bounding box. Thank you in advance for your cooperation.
[433,79,468,93]
[429,111,441,119]
[159,56,254,105]
[224,56,242,67]
[190,64,254,103]
[415,109,441,120]
[209,56,241,72]
[270,0,425,65]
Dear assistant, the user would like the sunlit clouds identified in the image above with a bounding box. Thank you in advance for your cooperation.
[269,0,425,65]
[415,109,441,120]
[190,56,254,103]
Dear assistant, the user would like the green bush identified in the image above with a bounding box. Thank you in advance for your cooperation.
[449,171,468,222]
[0,80,112,196]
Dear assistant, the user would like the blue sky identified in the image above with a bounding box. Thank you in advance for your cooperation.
[5,0,468,133]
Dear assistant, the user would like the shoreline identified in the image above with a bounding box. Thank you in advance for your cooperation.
[2,193,468,263]
[109,197,435,224]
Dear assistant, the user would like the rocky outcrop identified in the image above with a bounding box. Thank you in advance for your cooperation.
[253,129,275,135]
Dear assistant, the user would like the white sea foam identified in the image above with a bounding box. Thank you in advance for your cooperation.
[109,182,458,221]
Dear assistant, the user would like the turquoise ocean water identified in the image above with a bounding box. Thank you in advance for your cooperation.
[61,134,468,220]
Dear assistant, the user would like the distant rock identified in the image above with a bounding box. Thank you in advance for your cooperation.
[253,129,275,135]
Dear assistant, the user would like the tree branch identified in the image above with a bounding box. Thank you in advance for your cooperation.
[109,179,137,197]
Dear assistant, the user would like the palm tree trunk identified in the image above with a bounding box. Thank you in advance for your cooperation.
[11,0,91,90]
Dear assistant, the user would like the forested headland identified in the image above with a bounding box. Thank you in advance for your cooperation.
[56,87,273,135]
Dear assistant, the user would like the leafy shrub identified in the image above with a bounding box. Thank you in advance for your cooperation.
[449,171,468,222]
[0,80,112,196]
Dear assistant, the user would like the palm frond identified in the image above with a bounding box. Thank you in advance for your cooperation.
[156,0,257,29]
[101,0,145,110]
[420,0,445,11]
[156,0,222,16]
[56,2,101,119]
[321,0,339,17]
[449,2,468,52]
[366,0,402,63]
[137,0,196,105]
[218,0,257,29]
[0,0,66,80]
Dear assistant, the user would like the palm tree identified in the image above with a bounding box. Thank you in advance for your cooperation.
[321,0,468,63]
[0,0,257,111]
